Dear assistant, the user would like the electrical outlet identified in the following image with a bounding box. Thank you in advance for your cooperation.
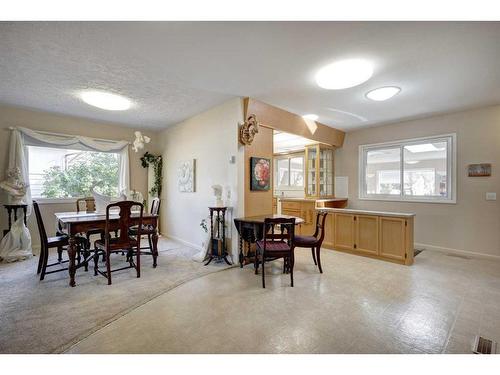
[486,192,497,201]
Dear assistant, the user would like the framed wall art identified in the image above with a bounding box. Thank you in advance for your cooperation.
[468,163,491,177]
[250,157,271,191]
[178,159,196,192]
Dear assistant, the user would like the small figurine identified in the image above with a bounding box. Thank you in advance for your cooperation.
[0,168,29,205]
[132,131,151,153]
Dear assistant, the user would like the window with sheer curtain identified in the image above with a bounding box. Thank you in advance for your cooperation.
[28,146,120,199]
[359,134,456,203]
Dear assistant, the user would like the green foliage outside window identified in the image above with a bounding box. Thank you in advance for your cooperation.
[41,152,119,198]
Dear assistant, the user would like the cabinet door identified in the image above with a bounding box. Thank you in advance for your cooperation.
[300,202,316,236]
[334,213,355,250]
[379,217,406,261]
[322,213,335,249]
[281,208,302,235]
[355,215,379,255]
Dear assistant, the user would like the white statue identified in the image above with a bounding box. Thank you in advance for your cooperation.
[132,131,151,153]
[211,184,224,207]
[0,168,29,205]
[92,188,127,213]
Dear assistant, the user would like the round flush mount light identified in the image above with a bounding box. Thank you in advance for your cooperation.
[315,59,373,90]
[366,86,401,101]
[303,114,319,121]
[79,90,132,111]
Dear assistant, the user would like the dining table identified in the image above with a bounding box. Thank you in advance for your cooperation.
[233,214,304,268]
[55,211,159,287]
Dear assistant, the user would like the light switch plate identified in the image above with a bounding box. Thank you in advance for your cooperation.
[486,192,497,201]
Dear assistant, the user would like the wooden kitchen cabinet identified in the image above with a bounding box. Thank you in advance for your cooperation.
[322,213,335,249]
[299,201,316,236]
[305,144,335,199]
[355,215,379,256]
[379,217,406,262]
[322,208,414,266]
[333,213,355,251]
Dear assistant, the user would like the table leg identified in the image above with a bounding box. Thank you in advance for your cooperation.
[238,222,243,268]
[68,235,77,287]
[152,229,159,268]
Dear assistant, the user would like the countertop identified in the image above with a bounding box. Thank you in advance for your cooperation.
[274,197,348,202]
[316,207,416,218]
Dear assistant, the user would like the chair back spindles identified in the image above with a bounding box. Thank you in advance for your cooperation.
[32,201,48,249]
[76,197,96,213]
[262,217,295,251]
[150,197,161,216]
[314,211,328,241]
[105,201,144,246]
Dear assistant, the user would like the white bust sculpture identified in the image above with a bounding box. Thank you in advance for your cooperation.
[211,184,224,207]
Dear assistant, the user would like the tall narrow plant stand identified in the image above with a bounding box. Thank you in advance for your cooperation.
[205,207,232,266]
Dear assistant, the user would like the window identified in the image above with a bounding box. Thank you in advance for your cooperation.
[28,145,120,199]
[359,134,456,203]
[274,155,304,190]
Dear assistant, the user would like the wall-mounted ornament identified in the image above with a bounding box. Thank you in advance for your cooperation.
[178,159,196,192]
[468,163,491,177]
[132,131,151,153]
[239,114,260,146]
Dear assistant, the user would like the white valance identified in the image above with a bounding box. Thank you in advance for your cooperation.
[16,126,130,152]
[13,127,131,195]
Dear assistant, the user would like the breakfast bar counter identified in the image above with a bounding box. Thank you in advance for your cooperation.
[314,206,415,266]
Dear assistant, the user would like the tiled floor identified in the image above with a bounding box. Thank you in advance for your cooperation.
[66,248,500,354]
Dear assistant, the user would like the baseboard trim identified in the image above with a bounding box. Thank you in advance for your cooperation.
[164,234,238,264]
[164,234,203,251]
[415,242,500,261]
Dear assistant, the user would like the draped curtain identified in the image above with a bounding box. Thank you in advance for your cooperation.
[0,127,130,262]
[15,126,131,198]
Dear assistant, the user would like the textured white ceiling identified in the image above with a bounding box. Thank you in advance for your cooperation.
[1,22,499,131]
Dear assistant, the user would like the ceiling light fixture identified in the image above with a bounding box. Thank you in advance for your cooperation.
[366,86,401,101]
[315,59,373,90]
[303,114,319,121]
[79,90,132,111]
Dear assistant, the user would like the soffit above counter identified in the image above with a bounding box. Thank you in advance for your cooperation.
[243,98,345,148]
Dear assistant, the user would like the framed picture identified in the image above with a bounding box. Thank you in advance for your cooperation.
[178,159,195,192]
[468,163,491,177]
[250,157,271,191]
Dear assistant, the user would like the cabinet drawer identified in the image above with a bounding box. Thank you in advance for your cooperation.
[281,208,301,217]
[282,201,301,210]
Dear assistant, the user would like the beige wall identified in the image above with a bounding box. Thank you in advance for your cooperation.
[158,98,244,258]
[336,105,500,258]
[0,104,159,251]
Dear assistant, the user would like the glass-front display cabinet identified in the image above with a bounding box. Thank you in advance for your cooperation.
[305,144,334,198]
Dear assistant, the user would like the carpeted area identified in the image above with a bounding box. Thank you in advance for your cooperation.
[0,238,233,354]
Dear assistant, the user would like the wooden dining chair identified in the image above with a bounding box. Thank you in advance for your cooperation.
[33,201,83,281]
[128,197,160,262]
[293,211,328,273]
[93,201,144,285]
[76,197,96,213]
[255,217,296,288]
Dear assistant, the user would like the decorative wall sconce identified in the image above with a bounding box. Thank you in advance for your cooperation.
[239,114,260,146]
